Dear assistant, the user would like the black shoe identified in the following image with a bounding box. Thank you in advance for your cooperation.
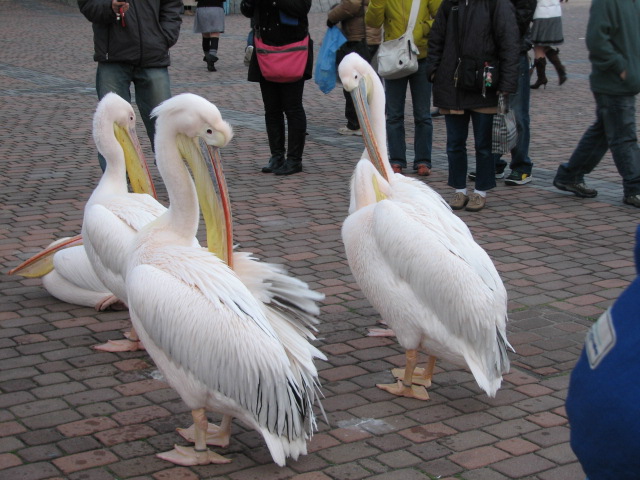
[273,159,302,176]
[206,53,218,72]
[261,155,284,173]
[553,179,598,198]
[623,194,640,207]
[468,168,507,181]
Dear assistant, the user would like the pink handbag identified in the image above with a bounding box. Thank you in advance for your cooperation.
[255,36,309,83]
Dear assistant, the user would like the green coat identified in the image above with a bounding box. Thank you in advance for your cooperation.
[586,0,640,96]
[365,0,442,59]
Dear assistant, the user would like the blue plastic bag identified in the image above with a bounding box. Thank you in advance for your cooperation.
[314,26,347,94]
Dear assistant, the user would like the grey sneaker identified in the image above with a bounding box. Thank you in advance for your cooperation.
[338,126,362,136]
[468,163,506,180]
[553,179,598,198]
[449,192,469,210]
[623,194,640,207]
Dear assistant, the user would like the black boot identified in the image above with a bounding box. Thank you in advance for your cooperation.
[274,129,305,176]
[530,57,548,89]
[261,154,284,173]
[545,48,567,85]
[262,121,286,173]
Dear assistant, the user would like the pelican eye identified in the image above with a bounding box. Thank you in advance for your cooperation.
[206,128,214,135]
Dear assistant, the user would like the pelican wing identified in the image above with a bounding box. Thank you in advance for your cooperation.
[127,246,317,440]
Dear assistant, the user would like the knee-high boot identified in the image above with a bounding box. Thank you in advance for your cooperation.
[261,121,286,173]
[530,57,548,89]
[274,129,305,176]
[545,48,567,85]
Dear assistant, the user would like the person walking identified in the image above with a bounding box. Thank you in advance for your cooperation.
[366,0,441,177]
[529,0,567,89]
[78,0,182,172]
[328,0,382,137]
[552,0,640,207]
[426,0,519,212]
[194,0,226,72]
[241,0,313,176]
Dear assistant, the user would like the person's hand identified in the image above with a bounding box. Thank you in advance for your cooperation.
[621,70,627,80]
[327,19,336,28]
[112,0,129,15]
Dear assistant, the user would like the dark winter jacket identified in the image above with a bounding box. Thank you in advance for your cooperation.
[241,0,313,82]
[425,0,519,111]
[78,0,182,68]
[586,0,640,96]
[512,0,536,53]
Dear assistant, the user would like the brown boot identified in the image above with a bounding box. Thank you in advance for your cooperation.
[545,47,567,85]
[530,58,548,89]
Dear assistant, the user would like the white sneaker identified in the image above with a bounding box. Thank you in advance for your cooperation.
[338,126,362,136]
[243,45,253,67]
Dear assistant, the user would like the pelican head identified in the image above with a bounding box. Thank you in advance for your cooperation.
[152,93,235,266]
[151,93,233,149]
[93,92,156,197]
[338,53,390,181]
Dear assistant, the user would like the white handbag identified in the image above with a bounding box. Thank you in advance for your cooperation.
[375,0,421,79]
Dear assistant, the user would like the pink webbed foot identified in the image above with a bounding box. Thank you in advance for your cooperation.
[377,380,430,401]
[93,339,144,352]
[95,295,128,311]
[157,445,231,466]
[177,423,230,448]
[391,367,432,388]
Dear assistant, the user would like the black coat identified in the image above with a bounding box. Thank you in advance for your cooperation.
[426,0,520,110]
[241,0,313,82]
[78,0,182,68]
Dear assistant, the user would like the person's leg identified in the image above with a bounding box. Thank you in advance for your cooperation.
[343,87,360,132]
[385,76,409,171]
[470,111,497,193]
[597,93,640,198]
[259,80,286,172]
[409,60,433,172]
[445,112,471,209]
[555,92,608,186]
[96,62,134,171]
[275,79,306,175]
[132,67,171,152]
[507,53,533,176]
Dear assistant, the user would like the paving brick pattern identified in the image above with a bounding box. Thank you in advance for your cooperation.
[1,0,638,478]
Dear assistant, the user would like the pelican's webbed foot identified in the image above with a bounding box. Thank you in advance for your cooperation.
[93,339,143,352]
[177,422,230,447]
[157,445,231,466]
[377,380,430,401]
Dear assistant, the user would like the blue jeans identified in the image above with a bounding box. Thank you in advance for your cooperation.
[96,63,171,170]
[385,59,433,169]
[445,110,496,192]
[555,92,640,196]
[494,53,533,174]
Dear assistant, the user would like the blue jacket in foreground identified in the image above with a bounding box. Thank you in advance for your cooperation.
[586,0,640,96]
[566,224,640,479]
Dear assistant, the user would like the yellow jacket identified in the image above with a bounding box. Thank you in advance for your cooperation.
[365,0,442,59]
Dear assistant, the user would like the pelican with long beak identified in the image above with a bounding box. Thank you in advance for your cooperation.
[339,52,512,400]
[81,92,168,351]
[125,93,324,467]
[8,93,158,317]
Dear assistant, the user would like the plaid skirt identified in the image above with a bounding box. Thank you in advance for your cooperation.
[193,7,225,34]
[531,17,564,46]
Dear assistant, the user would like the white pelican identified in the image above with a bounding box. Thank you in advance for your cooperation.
[8,94,157,315]
[125,93,324,466]
[81,92,168,351]
[8,236,123,311]
[338,53,512,400]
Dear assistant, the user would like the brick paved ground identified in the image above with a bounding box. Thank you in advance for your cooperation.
[1,1,638,479]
